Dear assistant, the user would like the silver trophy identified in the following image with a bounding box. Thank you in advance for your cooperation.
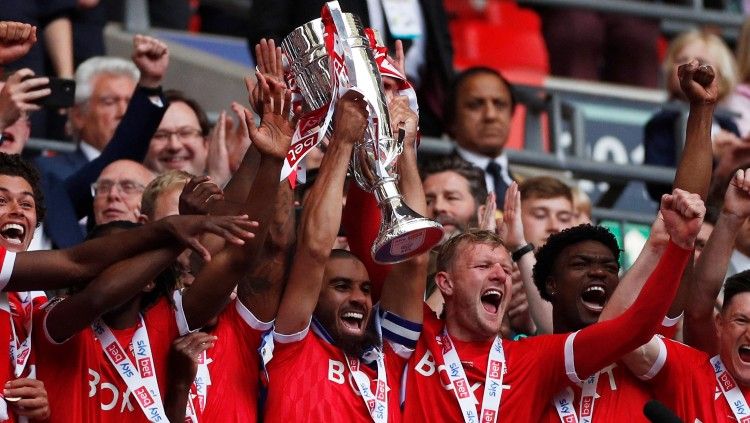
[282,7,443,264]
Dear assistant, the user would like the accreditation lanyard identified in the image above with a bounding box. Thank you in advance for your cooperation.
[711,355,750,422]
[92,317,168,422]
[184,350,211,423]
[553,371,601,423]
[346,349,388,423]
[440,329,505,423]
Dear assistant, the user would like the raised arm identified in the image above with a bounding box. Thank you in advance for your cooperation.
[503,182,553,334]
[599,62,717,320]
[0,22,37,68]
[180,74,295,329]
[64,34,170,219]
[6,214,256,292]
[573,190,703,380]
[379,95,430,324]
[273,91,367,335]
[684,169,750,354]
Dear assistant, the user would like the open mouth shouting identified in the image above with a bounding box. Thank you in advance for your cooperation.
[340,309,366,334]
[0,222,26,246]
[580,283,608,313]
[739,345,750,364]
[481,288,504,315]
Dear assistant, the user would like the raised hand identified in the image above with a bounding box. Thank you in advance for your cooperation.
[722,168,750,220]
[162,214,258,261]
[169,332,217,385]
[477,192,497,232]
[4,378,50,420]
[179,175,225,216]
[0,22,37,65]
[332,90,368,146]
[245,72,296,159]
[206,110,232,187]
[678,60,718,106]
[227,102,253,172]
[132,34,169,89]
[0,68,50,129]
[388,94,417,148]
[502,182,528,251]
[660,188,705,250]
[250,38,285,113]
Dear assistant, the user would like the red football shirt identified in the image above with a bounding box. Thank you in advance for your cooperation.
[542,361,652,422]
[33,297,179,423]
[403,308,573,422]
[648,337,750,423]
[175,296,272,422]
[263,322,409,423]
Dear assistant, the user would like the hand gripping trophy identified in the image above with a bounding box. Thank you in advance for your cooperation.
[281,1,443,264]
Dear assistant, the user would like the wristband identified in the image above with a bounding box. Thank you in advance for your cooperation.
[512,243,534,262]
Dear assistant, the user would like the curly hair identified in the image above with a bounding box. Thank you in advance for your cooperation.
[532,224,620,301]
[0,153,45,225]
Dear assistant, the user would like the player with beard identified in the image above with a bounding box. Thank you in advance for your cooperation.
[401,175,703,422]
[263,87,429,423]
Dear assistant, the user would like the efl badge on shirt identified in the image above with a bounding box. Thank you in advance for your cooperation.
[381,0,422,39]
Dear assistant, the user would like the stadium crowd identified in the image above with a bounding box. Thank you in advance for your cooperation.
[1,0,750,421]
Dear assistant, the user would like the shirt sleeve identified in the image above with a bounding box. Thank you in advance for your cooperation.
[378,307,422,359]
[0,250,16,292]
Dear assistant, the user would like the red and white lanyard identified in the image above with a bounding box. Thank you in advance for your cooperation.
[440,329,505,423]
[184,351,211,423]
[711,355,750,422]
[346,349,388,423]
[9,291,40,378]
[92,317,168,422]
[553,371,600,423]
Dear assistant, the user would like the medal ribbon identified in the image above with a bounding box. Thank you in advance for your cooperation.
[346,349,388,423]
[92,317,168,422]
[711,355,750,422]
[440,328,505,423]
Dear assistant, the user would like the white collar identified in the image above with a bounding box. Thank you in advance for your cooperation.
[455,145,508,171]
[78,141,102,162]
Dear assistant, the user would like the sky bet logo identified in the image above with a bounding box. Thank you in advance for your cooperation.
[718,371,736,392]
[139,357,154,378]
[106,343,126,364]
[454,379,471,399]
[488,360,502,379]
[134,386,154,407]
[481,409,496,422]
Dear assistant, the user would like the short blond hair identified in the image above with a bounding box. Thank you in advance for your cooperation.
[141,170,193,220]
[662,30,739,100]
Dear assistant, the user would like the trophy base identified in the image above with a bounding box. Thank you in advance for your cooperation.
[371,217,444,265]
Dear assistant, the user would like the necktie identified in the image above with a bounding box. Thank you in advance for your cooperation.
[486,161,508,208]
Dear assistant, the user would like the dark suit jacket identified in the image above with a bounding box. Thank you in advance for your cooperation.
[247,0,454,136]
[35,86,168,247]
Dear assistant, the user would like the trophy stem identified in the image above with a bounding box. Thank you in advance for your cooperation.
[370,178,444,264]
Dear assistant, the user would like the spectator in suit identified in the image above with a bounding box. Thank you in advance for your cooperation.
[247,0,454,136]
[446,66,516,209]
[36,35,170,248]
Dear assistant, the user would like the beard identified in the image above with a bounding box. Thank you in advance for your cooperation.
[316,311,382,357]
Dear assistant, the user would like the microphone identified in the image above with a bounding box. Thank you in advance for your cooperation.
[643,400,683,423]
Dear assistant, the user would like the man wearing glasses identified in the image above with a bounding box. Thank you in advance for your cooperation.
[90,160,154,225]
